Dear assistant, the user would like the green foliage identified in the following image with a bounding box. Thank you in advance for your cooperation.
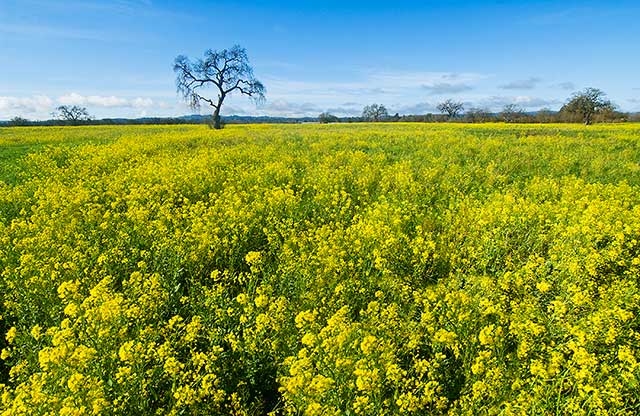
[561,88,615,125]
[362,104,389,121]
[318,112,339,123]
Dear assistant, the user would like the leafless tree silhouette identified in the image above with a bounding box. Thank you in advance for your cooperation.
[437,99,464,120]
[174,45,265,129]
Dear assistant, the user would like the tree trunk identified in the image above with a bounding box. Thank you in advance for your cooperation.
[212,106,222,129]
[212,95,225,129]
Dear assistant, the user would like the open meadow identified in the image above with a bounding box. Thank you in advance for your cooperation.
[1,123,640,415]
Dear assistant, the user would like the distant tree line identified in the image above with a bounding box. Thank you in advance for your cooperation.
[316,88,633,125]
[4,108,634,127]
[316,108,631,125]
[0,114,318,127]
[1,116,200,127]
[2,87,637,127]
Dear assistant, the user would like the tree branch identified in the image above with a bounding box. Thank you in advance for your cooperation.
[173,46,265,128]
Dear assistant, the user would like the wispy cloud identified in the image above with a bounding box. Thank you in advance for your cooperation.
[73,0,197,22]
[218,71,488,117]
[17,0,154,15]
[422,83,473,95]
[527,8,579,25]
[263,100,320,116]
[526,5,636,27]
[554,81,576,91]
[0,0,193,43]
[481,95,560,110]
[224,100,323,117]
[0,22,115,41]
[499,77,542,90]
[525,7,606,25]
[368,71,484,89]
[396,102,438,115]
[325,106,363,117]
[255,60,301,72]
[262,70,486,103]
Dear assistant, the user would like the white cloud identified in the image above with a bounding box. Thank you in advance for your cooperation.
[0,70,592,120]
[89,96,129,107]
[0,95,54,117]
[58,92,158,108]
[263,71,486,100]
[131,97,154,108]
[57,92,84,105]
[0,93,170,119]
[222,100,322,117]
[368,71,483,88]
[231,70,488,117]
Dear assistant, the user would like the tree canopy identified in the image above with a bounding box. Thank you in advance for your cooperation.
[500,104,525,123]
[560,88,614,125]
[362,104,389,122]
[318,112,339,123]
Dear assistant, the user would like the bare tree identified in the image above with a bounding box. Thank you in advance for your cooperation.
[54,105,92,124]
[465,107,493,123]
[174,45,265,129]
[8,116,31,126]
[437,99,464,120]
[560,87,614,125]
[500,104,525,123]
[535,108,557,123]
[362,104,389,121]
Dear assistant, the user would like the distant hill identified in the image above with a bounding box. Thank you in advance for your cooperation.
[209,114,318,124]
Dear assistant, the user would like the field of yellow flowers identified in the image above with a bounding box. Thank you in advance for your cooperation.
[1,123,640,415]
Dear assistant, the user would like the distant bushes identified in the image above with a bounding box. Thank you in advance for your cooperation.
[331,109,632,124]
[2,109,636,128]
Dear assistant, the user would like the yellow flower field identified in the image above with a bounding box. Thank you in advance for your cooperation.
[1,123,640,415]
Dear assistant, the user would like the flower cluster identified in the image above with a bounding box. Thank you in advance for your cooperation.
[1,123,640,414]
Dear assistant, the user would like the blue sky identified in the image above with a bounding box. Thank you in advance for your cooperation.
[1,0,639,119]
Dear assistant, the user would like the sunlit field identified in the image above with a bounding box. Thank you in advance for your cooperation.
[2,123,640,415]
